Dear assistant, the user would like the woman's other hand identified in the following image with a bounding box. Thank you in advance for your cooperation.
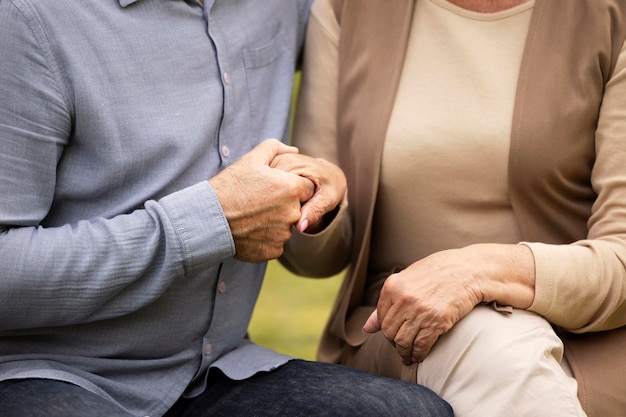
[363,244,536,364]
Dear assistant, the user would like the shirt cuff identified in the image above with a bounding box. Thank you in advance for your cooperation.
[159,181,235,275]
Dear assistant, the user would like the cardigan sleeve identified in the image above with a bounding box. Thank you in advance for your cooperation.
[280,0,352,277]
[291,0,340,164]
[527,38,626,333]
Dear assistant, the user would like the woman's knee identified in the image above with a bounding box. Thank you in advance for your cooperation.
[417,306,584,417]
[419,305,565,391]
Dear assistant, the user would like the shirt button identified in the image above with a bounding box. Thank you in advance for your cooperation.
[204,343,213,356]
[221,145,230,158]
[218,281,227,293]
[223,72,230,85]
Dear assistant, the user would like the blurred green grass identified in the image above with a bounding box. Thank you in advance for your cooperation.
[248,260,343,360]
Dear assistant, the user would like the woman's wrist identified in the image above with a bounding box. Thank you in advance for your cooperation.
[463,243,536,309]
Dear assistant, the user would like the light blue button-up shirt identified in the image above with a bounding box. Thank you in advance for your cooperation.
[0,0,311,415]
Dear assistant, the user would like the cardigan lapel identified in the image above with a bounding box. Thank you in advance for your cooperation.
[328,0,416,346]
[510,0,626,244]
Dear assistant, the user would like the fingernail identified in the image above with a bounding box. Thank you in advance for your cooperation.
[298,218,309,232]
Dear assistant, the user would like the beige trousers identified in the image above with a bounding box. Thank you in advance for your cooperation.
[341,305,586,417]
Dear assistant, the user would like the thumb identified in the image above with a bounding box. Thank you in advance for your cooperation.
[362,309,381,333]
[296,194,329,232]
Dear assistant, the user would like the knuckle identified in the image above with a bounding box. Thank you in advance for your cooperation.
[382,274,401,291]
[278,228,293,244]
[285,208,301,225]
[268,246,284,260]
[394,337,411,350]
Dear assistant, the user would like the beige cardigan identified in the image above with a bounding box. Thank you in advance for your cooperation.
[283,1,626,415]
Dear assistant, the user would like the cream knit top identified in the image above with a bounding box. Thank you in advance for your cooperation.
[370,0,534,273]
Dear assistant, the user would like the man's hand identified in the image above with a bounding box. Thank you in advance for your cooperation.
[270,153,346,233]
[209,139,315,262]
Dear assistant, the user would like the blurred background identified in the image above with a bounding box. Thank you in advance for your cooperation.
[248,261,343,360]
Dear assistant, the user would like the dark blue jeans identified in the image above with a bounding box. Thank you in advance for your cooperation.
[0,360,453,417]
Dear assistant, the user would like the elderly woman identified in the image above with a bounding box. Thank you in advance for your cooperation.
[281,0,626,416]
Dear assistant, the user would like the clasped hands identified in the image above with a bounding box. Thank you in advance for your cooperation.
[209,138,346,262]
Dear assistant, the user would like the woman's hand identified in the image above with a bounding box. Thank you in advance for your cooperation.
[270,153,347,233]
[363,244,536,364]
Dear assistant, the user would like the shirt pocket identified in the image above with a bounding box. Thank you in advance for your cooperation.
[242,29,287,69]
[242,29,290,139]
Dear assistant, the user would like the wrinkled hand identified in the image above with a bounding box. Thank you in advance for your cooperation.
[362,244,535,365]
[362,249,483,365]
[209,139,315,262]
[270,153,346,233]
